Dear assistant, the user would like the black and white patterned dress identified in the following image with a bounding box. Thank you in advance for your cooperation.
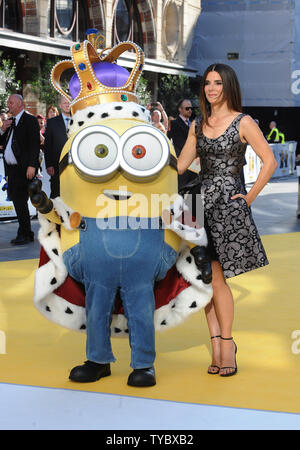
[196,113,269,278]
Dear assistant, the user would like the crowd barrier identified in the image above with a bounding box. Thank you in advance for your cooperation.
[296,160,300,219]
[244,141,297,184]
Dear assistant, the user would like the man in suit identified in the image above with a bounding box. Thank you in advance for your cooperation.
[44,96,70,198]
[167,98,198,190]
[1,94,40,245]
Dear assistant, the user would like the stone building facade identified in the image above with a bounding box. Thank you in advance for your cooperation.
[0,0,201,114]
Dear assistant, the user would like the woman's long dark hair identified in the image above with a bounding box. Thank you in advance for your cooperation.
[197,63,242,135]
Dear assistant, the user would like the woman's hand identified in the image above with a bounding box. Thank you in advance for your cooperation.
[231,193,250,206]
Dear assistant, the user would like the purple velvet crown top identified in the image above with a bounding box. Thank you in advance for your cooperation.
[69,61,130,99]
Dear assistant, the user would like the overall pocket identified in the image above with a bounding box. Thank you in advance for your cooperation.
[155,241,178,281]
[102,228,141,258]
[63,244,83,282]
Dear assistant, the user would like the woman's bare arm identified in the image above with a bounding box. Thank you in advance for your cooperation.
[233,115,277,205]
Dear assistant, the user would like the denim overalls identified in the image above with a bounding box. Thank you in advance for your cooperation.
[63,217,177,369]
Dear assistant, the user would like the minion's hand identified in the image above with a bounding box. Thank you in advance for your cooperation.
[29,179,81,228]
[28,178,53,214]
[190,246,212,285]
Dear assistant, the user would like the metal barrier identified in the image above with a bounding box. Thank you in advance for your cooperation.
[296,160,300,219]
[244,141,297,184]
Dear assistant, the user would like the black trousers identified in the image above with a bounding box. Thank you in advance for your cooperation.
[6,164,32,237]
[49,165,60,199]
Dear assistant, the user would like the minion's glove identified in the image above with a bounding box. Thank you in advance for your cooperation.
[28,178,54,214]
[162,194,208,247]
[190,246,212,285]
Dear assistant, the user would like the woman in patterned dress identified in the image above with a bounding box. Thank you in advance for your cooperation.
[177,64,277,376]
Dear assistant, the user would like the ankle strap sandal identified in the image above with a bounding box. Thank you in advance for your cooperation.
[220,336,238,377]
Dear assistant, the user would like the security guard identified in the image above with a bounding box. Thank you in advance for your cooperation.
[278,131,285,144]
[267,121,280,143]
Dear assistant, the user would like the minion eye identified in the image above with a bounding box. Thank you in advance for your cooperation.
[70,125,120,181]
[120,126,169,178]
[95,144,109,158]
[132,145,146,159]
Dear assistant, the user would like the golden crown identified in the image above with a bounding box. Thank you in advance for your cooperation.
[51,29,145,115]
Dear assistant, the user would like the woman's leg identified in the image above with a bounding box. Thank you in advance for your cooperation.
[205,261,237,376]
[205,299,221,373]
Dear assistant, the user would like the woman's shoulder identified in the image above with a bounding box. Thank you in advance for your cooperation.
[239,114,261,142]
[239,114,258,128]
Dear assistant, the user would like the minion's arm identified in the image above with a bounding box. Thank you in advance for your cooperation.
[29,179,62,225]
[42,206,63,225]
[28,179,81,228]
[162,197,212,284]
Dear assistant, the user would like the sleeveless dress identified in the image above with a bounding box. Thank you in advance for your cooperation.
[195,113,269,279]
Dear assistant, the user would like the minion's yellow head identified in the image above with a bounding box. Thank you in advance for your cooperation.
[59,114,178,219]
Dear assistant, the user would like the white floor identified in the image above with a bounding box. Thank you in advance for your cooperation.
[0,383,299,430]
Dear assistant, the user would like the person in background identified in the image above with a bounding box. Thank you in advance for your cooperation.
[278,129,285,144]
[267,121,280,143]
[36,114,46,148]
[167,115,175,132]
[0,112,8,136]
[150,109,166,134]
[0,94,40,245]
[44,96,70,198]
[46,105,59,120]
[36,114,46,132]
[167,98,197,189]
[295,142,300,163]
[146,101,168,133]
[35,114,46,178]
[267,120,285,144]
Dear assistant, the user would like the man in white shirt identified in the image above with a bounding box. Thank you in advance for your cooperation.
[0,94,40,245]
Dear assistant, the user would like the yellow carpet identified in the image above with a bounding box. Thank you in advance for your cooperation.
[1,233,300,414]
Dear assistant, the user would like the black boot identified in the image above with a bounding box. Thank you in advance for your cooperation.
[69,360,111,382]
[127,367,156,387]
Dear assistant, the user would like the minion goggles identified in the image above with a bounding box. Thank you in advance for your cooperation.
[59,124,177,182]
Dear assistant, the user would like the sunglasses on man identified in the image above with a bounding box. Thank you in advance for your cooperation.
[185,107,193,111]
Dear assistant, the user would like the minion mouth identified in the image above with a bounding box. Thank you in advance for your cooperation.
[103,189,133,200]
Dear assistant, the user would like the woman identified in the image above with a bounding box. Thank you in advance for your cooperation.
[36,114,46,149]
[147,101,168,134]
[151,108,166,134]
[46,105,59,119]
[177,64,277,377]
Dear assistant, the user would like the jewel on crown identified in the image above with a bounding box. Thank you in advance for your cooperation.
[51,28,145,116]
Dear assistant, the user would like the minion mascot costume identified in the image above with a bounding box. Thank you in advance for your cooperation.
[29,29,213,387]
